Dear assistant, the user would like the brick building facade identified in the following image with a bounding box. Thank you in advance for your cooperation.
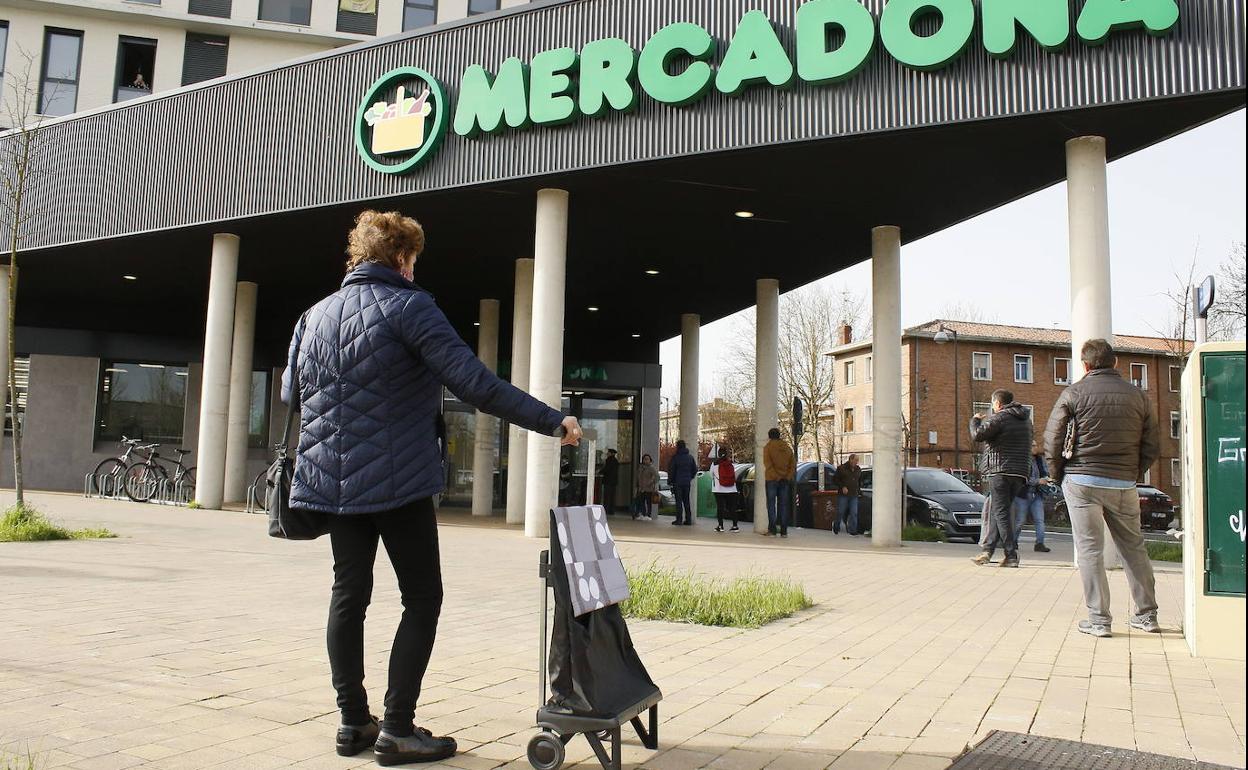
[830,321,1187,490]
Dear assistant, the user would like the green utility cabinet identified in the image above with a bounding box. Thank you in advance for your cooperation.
[1201,352,1246,595]
[1182,344,1246,660]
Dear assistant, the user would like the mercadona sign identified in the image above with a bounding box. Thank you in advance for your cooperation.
[355,0,1180,174]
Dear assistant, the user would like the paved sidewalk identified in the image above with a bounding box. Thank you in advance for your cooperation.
[1,492,1243,770]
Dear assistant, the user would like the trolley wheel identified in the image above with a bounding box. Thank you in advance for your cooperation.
[526,731,565,770]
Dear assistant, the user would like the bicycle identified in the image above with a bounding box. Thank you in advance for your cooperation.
[123,445,196,503]
[92,437,154,495]
[248,467,269,513]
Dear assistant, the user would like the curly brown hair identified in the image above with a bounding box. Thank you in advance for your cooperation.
[345,210,425,272]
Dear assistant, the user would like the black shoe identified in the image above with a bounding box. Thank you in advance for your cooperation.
[374,728,456,766]
[1034,543,1051,553]
[833,527,840,534]
[671,519,682,526]
[337,717,380,757]
[999,557,1020,568]
[715,525,724,532]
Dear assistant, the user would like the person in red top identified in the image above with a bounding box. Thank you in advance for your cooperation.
[712,448,740,533]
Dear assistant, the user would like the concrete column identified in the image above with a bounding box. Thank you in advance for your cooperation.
[223,281,258,503]
[194,234,239,509]
[1067,135,1121,569]
[0,267,9,432]
[753,279,779,534]
[872,226,904,548]
[679,314,700,449]
[472,299,501,517]
[524,189,569,538]
[506,259,535,525]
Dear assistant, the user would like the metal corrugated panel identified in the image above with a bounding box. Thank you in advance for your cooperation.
[8,0,1246,251]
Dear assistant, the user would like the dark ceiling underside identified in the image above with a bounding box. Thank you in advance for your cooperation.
[19,92,1245,368]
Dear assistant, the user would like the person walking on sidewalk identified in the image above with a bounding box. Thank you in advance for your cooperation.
[969,389,1033,568]
[1014,441,1052,553]
[713,448,740,532]
[601,448,620,516]
[283,210,582,765]
[635,453,658,521]
[763,428,796,537]
[667,440,698,526]
[832,454,862,536]
[1045,339,1161,639]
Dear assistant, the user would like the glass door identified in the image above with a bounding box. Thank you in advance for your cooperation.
[559,391,638,512]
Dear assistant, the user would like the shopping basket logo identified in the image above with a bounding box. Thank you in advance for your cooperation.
[355,67,449,175]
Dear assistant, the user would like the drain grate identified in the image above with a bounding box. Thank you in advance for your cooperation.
[949,731,1240,770]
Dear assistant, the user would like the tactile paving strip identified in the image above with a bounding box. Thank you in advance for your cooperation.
[948,731,1241,770]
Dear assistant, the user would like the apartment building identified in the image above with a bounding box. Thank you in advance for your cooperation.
[0,0,530,123]
[830,320,1187,490]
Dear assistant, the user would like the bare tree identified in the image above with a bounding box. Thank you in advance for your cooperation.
[726,284,869,465]
[1210,242,1246,342]
[1150,246,1201,367]
[1,47,50,509]
[938,301,999,324]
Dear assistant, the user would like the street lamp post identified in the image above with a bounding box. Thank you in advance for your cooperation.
[934,325,960,471]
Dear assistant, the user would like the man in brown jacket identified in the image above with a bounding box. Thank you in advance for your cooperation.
[763,428,796,537]
[1044,339,1161,638]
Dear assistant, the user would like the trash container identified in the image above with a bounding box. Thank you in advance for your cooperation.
[811,491,838,531]
[696,471,716,519]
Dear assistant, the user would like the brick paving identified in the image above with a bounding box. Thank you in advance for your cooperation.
[1,492,1243,770]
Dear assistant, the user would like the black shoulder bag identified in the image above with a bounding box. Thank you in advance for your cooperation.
[267,316,329,540]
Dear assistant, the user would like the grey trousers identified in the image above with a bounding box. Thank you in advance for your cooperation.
[1063,479,1158,625]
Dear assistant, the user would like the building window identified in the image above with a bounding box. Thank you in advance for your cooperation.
[842,408,855,434]
[115,36,156,102]
[1130,363,1148,390]
[182,32,229,85]
[1054,357,1071,386]
[259,0,312,25]
[864,405,873,433]
[972,352,991,381]
[403,0,437,30]
[1170,458,1181,488]
[467,0,499,14]
[1169,365,1182,393]
[3,356,29,435]
[844,361,855,386]
[1014,355,1033,384]
[189,0,233,17]
[96,362,189,445]
[1170,411,1180,440]
[38,28,83,117]
[866,356,873,382]
[0,22,9,99]
[247,371,271,449]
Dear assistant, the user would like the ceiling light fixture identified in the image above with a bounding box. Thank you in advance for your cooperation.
[631,334,641,338]
[735,211,755,219]
[645,269,660,275]
[123,275,138,280]
[588,306,599,312]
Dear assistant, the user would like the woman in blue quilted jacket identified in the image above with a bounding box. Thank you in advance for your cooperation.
[282,210,582,766]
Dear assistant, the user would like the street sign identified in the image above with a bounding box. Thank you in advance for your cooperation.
[1196,275,1217,318]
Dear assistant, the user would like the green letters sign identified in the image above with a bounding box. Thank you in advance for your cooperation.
[358,0,1182,173]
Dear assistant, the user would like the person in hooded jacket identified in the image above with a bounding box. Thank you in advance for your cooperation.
[969,389,1033,568]
[282,210,582,766]
[667,440,698,525]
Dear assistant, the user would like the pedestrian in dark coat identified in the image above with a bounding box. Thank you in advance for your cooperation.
[283,210,582,764]
[969,389,1033,568]
[667,440,698,525]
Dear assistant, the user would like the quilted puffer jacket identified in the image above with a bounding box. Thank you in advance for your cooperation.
[1043,367,1159,482]
[969,402,1033,478]
[281,263,564,515]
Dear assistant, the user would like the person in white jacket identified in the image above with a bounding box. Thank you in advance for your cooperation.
[712,448,740,533]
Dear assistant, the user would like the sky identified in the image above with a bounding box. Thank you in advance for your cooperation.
[659,109,1247,402]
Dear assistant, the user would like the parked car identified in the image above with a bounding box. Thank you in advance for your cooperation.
[859,467,987,541]
[735,461,838,527]
[657,471,675,511]
[1042,482,1176,531]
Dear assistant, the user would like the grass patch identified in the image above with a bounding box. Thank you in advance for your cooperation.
[902,524,946,542]
[0,505,116,543]
[2,745,38,770]
[621,563,814,629]
[1147,540,1183,562]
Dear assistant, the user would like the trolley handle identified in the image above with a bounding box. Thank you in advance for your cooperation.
[538,549,551,711]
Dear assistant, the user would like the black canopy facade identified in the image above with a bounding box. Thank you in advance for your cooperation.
[7,0,1246,367]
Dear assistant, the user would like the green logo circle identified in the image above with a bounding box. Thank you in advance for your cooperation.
[355,67,449,175]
